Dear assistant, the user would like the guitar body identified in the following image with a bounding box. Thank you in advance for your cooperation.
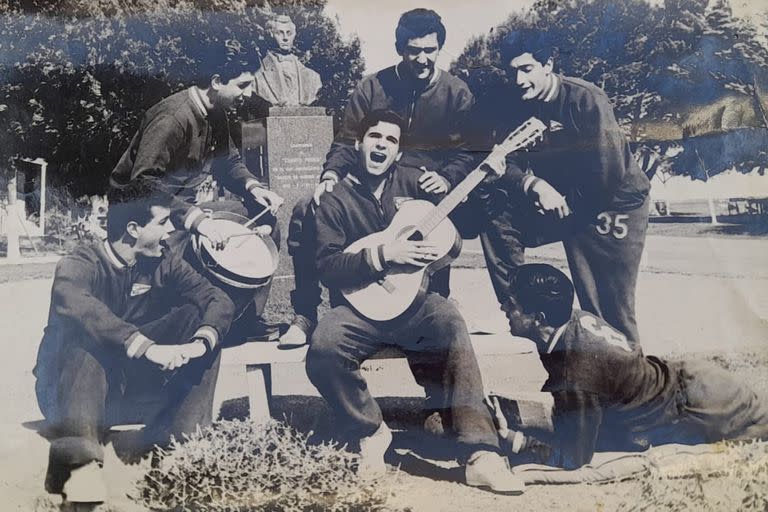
[339,116,547,323]
[341,199,461,322]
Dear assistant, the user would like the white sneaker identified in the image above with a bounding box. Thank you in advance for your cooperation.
[465,450,525,495]
[62,461,107,503]
[357,422,393,479]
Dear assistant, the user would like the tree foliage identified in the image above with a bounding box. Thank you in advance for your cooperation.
[451,0,768,141]
[0,0,363,197]
[451,0,768,179]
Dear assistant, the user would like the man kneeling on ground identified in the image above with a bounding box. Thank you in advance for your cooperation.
[305,109,524,494]
[34,184,235,508]
[490,263,768,470]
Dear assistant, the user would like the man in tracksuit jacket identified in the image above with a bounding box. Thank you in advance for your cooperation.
[109,51,283,340]
[490,264,768,470]
[475,29,651,348]
[34,186,234,506]
[281,8,476,346]
[305,110,524,494]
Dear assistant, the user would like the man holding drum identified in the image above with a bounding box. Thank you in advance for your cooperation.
[109,44,284,341]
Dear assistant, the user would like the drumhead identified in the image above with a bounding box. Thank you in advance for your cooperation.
[192,212,278,288]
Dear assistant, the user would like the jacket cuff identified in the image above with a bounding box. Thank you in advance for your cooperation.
[192,325,219,351]
[522,175,539,195]
[370,245,385,272]
[184,207,206,232]
[125,332,154,359]
[245,179,264,193]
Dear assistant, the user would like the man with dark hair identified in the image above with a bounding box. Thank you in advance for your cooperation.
[109,44,283,340]
[34,183,235,508]
[280,7,475,346]
[490,263,768,470]
[305,110,523,494]
[477,28,651,347]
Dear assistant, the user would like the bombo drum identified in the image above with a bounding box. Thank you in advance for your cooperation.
[191,211,278,289]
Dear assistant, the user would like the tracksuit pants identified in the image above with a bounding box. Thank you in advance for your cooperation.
[35,305,221,494]
[305,293,500,457]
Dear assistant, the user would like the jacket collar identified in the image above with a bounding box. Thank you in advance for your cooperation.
[545,316,570,354]
[542,73,561,103]
[103,240,131,269]
[394,62,441,90]
[188,86,210,119]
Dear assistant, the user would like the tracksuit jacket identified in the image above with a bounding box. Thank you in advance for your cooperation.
[35,240,234,382]
[321,64,476,188]
[109,88,265,230]
[314,165,441,307]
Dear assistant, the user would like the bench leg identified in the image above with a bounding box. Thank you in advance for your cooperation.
[245,363,273,424]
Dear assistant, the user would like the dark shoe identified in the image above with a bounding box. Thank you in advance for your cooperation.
[246,319,281,342]
[278,315,315,349]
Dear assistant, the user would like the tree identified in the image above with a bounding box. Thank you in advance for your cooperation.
[451,0,768,144]
[0,0,363,198]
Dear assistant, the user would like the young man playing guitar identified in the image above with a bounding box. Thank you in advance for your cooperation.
[305,110,524,494]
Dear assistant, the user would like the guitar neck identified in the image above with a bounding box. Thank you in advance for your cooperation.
[415,167,487,236]
[414,116,546,237]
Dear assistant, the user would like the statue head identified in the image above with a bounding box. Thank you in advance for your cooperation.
[268,15,297,53]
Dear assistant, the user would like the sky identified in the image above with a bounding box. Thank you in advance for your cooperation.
[324,0,768,74]
[324,0,535,73]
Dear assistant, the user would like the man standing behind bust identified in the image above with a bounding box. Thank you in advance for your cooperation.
[254,15,322,107]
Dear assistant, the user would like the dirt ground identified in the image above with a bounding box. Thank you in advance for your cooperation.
[2,233,767,511]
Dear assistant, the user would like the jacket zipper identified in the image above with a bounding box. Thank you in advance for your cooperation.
[407,89,416,131]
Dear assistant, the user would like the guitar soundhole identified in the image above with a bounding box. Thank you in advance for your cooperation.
[408,230,424,241]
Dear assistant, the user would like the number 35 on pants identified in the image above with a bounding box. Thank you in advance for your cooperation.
[595,212,630,240]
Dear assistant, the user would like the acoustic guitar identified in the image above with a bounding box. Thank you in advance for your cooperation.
[341,117,547,322]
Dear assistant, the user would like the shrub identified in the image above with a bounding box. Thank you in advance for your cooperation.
[136,419,401,512]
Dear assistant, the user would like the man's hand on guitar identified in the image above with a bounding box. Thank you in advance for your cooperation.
[480,144,507,181]
[418,168,450,194]
[382,238,439,267]
[530,178,571,219]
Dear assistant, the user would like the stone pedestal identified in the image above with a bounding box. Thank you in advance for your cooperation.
[241,106,333,275]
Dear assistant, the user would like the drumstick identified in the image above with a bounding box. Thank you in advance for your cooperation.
[228,229,269,239]
[243,208,270,229]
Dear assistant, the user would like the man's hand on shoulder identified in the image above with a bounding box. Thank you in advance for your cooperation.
[314,171,340,205]
[418,168,450,195]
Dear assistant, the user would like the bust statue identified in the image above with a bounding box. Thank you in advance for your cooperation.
[254,15,322,107]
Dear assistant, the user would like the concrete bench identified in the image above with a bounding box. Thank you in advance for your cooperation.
[220,342,309,423]
[217,333,536,425]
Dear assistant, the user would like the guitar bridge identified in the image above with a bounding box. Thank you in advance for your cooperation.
[378,278,396,293]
